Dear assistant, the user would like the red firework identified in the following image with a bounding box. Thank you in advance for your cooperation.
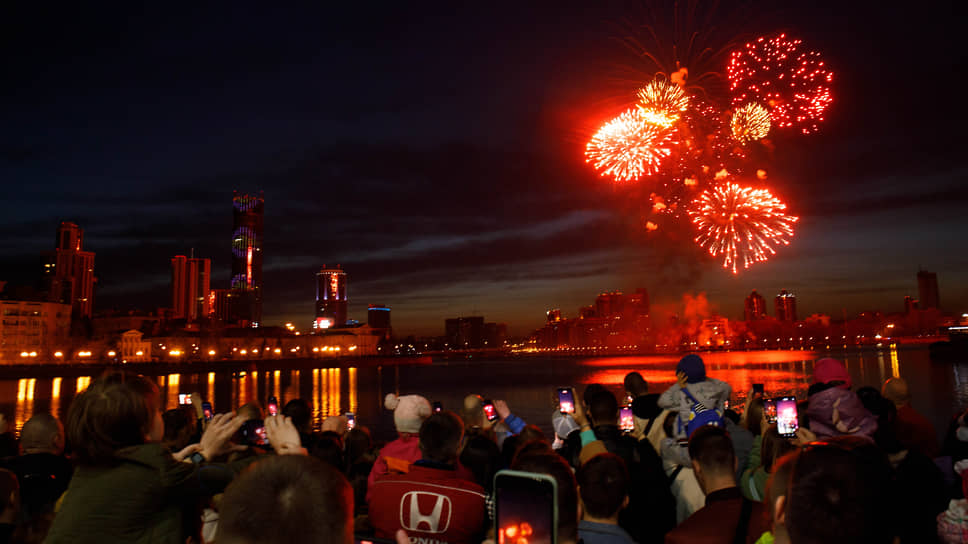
[585,109,677,182]
[690,182,798,274]
[727,34,833,134]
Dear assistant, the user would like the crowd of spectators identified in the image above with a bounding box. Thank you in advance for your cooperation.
[0,354,965,543]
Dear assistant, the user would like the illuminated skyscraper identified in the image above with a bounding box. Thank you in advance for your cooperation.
[230,192,264,326]
[744,290,767,321]
[775,289,797,322]
[315,266,347,329]
[47,222,96,319]
[171,255,211,322]
[917,270,940,309]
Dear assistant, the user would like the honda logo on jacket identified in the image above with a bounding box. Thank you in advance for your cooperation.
[399,492,452,533]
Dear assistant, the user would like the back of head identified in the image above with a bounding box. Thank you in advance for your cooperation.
[460,394,485,430]
[518,424,546,445]
[577,453,629,519]
[687,425,735,477]
[237,402,264,423]
[676,354,706,383]
[162,407,197,450]
[623,372,648,397]
[512,452,579,543]
[460,434,501,492]
[283,398,312,433]
[583,384,607,407]
[589,390,619,426]
[813,357,851,388]
[419,412,464,464]
[66,371,158,466]
[785,439,893,544]
[218,455,352,544]
[881,377,910,406]
[310,434,345,471]
[344,427,373,466]
[745,398,764,436]
[20,413,64,455]
[760,427,796,473]
[387,393,432,434]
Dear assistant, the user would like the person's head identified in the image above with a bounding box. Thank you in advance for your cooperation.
[623,372,648,397]
[518,424,546,446]
[760,426,796,474]
[418,412,464,464]
[310,433,344,471]
[764,450,799,543]
[582,384,607,407]
[460,394,485,429]
[779,439,893,544]
[687,425,736,493]
[459,434,501,492]
[385,393,432,434]
[881,377,911,407]
[512,452,579,544]
[344,427,373,466]
[19,413,64,455]
[282,398,312,434]
[217,455,353,544]
[745,398,765,436]
[162,406,197,452]
[237,402,264,423]
[66,371,161,465]
[813,358,851,389]
[588,390,619,426]
[577,453,629,522]
[513,439,554,465]
[676,354,706,383]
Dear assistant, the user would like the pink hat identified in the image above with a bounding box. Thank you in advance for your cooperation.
[814,358,851,388]
[384,393,432,434]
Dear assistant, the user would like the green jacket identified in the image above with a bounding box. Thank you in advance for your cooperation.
[740,434,770,502]
[46,444,251,544]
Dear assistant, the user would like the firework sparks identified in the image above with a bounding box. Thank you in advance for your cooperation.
[636,79,690,127]
[731,102,771,143]
[727,34,833,134]
[690,183,797,274]
[585,109,676,182]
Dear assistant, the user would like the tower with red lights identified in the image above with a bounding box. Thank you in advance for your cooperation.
[230,192,264,326]
[315,265,347,329]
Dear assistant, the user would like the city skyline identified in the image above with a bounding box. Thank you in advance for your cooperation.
[1,2,965,336]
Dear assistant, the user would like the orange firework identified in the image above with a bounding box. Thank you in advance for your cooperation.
[731,102,771,143]
[585,109,676,182]
[636,79,689,127]
[727,34,833,134]
[690,182,797,274]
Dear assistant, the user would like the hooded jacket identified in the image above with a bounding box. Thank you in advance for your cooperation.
[658,378,732,439]
[806,386,876,440]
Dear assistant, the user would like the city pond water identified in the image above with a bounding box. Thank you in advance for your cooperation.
[1,346,965,443]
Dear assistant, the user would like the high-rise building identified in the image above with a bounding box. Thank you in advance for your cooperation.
[904,295,919,315]
[628,288,650,316]
[444,316,485,349]
[917,270,940,309]
[46,222,96,319]
[171,255,211,322]
[230,192,264,326]
[744,290,767,321]
[595,291,625,318]
[546,309,562,323]
[367,304,391,329]
[775,289,797,322]
[315,266,347,329]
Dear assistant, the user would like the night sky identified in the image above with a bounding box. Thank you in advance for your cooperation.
[2,2,966,336]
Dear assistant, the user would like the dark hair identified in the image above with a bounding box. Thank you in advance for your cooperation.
[583,384,607,406]
[589,390,619,426]
[344,427,373,467]
[662,411,677,438]
[512,439,554,466]
[218,455,353,544]
[512,452,579,542]
[577,453,629,519]
[623,372,648,397]
[162,407,197,452]
[785,440,893,544]
[760,426,796,473]
[282,399,312,433]
[310,435,344,471]
[66,371,159,466]
[460,434,501,492]
[745,398,764,436]
[419,412,464,464]
[687,425,734,476]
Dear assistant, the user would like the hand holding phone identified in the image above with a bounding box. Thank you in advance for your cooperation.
[242,419,269,446]
[267,396,279,417]
[432,401,442,413]
[345,412,356,430]
[494,470,557,544]
[483,400,499,422]
[557,388,576,415]
[619,406,634,433]
[775,396,799,438]
[763,398,778,425]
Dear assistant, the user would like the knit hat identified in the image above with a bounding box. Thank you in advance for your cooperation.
[813,358,851,388]
[676,354,706,384]
[384,393,432,434]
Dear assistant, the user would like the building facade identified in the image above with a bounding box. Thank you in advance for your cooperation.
[46,222,96,319]
[775,289,798,322]
[918,270,940,309]
[316,266,348,329]
[230,192,264,326]
[367,304,391,330]
[171,255,211,322]
[0,300,71,362]
[744,290,767,321]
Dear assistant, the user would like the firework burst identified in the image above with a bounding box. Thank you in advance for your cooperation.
[690,182,797,274]
[637,79,690,127]
[731,102,771,143]
[585,109,676,182]
[727,34,833,134]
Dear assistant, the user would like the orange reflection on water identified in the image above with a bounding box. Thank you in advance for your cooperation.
[15,379,37,432]
[349,367,357,413]
[166,374,180,409]
[332,368,341,416]
[207,372,215,405]
[76,376,91,393]
[273,370,281,402]
[890,345,900,378]
[313,369,321,429]
[51,377,62,420]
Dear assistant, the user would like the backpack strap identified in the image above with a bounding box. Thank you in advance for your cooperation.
[732,498,754,544]
[667,464,685,485]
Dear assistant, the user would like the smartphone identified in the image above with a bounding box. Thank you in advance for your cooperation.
[345,412,356,430]
[241,419,269,446]
[752,384,764,398]
[178,393,192,405]
[557,387,575,415]
[202,401,213,421]
[775,396,799,438]
[620,405,634,432]
[267,396,279,417]
[763,398,778,425]
[495,470,557,544]
[432,401,443,413]
[724,399,731,411]
[483,400,499,422]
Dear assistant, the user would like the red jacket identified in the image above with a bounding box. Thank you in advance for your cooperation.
[896,404,939,458]
[367,434,423,503]
[368,463,487,544]
[664,487,769,544]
